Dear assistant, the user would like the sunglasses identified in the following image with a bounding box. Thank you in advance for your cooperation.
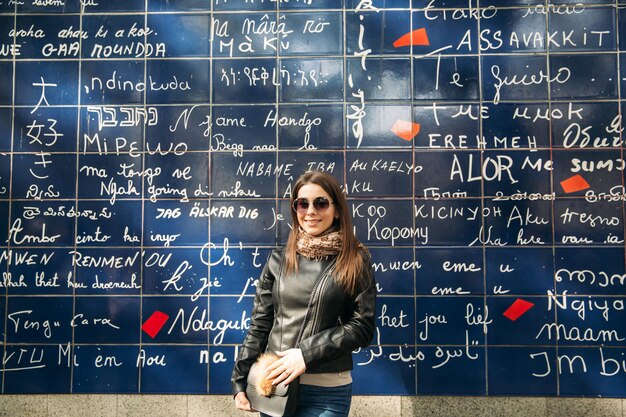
[292,197,334,214]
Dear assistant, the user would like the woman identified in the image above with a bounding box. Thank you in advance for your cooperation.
[232,170,377,417]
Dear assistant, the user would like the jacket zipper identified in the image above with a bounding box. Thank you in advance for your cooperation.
[298,259,336,344]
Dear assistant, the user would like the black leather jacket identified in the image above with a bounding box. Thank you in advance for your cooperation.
[231,248,377,395]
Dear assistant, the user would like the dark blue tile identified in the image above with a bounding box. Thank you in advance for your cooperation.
[369,247,415,295]
[351,346,416,395]
[142,248,211,296]
[15,61,79,107]
[558,347,626,397]
[3,344,71,393]
[553,149,623,196]
[73,345,140,393]
[280,58,344,102]
[349,0,409,7]
[486,248,554,295]
[555,247,625,295]
[0,156,9,200]
[411,199,482,246]
[551,102,621,149]
[278,199,296,246]
[81,60,144,105]
[377,296,414,344]
[622,54,626,100]
[76,200,142,248]
[278,104,344,149]
[413,104,480,150]
[144,200,209,246]
[283,13,343,55]
[6,296,73,343]
[13,107,78,152]
[210,247,271,296]
[206,13,280,58]
[277,151,344,195]
[417,346,485,396]
[9,202,75,247]
[141,296,208,344]
[212,105,276,151]
[414,56,479,101]
[550,54,617,100]
[213,58,277,103]
[17,0,80,12]
[82,15,147,59]
[212,152,276,198]
[0,202,8,242]
[556,296,626,347]
[415,248,484,295]
[144,152,208,201]
[10,153,76,199]
[413,0,488,6]
[148,14,210,57]
[412,9,478,55]
[147,60,210,104]
[482,55,548,104]
[487,296,554,345]
[139,345,208,393]
[479,0,543,5]
[548,7,616,52]
[283,0,342,8]
[346,11,410,55]
[81,0,144,12]
[0,297,4,341]
[0,62,12,105]
[14,15,80,59]
[414,150,482,197]
[77,154,143,201]
[350,199,415,246]
[622,9,626,50]
[210,200,277,246]
[74,296,140,343]
[73,248,142,295]
[480,8,545,54]
[209,296,252,345]
[348,58,411,100]
[0,107,11,149]
[148,0,210,12]
[347,104,412,149]
[7,248,74,296]
[147,105,209,152]
[483,199,553,246]
[80,105,145,150]
[554,199,624,246]
[149,0,211,11]
[488,347,558,396]
[483,103,550,150]
[416,296,485,345]
[213,1,276,11]
[483,150,552,196]
[346,151,413,197]
[209,345,240,394]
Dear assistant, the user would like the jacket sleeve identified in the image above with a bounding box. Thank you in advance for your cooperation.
[298,252,377,369]
[230,250,280,395]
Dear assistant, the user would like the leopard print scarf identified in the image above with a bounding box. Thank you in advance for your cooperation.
[296,226,342,259]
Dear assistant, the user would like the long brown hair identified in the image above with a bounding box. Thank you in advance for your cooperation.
[285,170,365,295]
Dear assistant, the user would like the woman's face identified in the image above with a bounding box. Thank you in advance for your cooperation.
[295,183,338,236]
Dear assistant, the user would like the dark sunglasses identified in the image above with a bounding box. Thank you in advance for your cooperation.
[292,197,334,214]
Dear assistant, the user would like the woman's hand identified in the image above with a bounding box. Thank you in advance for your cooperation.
[234,391,255,412]
[265,348,306,386]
